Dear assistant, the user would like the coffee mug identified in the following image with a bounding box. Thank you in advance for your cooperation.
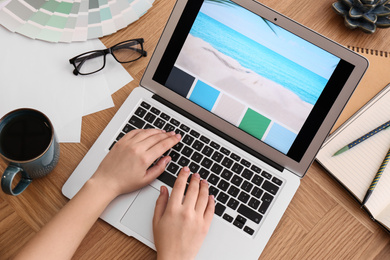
[0,108,60,195]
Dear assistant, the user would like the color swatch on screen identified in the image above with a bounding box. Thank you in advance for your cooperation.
[189,80,220,111]
[0,0,155,42]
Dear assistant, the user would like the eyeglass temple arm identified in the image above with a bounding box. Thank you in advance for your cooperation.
[113,43,147,56]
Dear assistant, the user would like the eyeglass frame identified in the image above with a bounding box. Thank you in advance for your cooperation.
[69,38,147,76]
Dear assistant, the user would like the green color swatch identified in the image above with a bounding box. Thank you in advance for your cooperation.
[239,108,271,140]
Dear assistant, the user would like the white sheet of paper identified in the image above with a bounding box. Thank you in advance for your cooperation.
[0,28,84,142]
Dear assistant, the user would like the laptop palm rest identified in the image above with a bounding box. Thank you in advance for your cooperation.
[120,185,160,243]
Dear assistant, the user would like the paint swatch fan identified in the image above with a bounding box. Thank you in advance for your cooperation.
[0,0,154,42]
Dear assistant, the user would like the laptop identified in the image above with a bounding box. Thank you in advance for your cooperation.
[62,0,368,258]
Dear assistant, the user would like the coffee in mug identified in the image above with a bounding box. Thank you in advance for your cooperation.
[0,108,60,195]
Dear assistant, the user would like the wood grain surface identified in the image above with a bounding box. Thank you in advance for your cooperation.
[1,0,390,259]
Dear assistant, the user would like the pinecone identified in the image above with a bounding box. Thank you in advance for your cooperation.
[332,0,390,33]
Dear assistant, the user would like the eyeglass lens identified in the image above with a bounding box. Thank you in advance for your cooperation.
[74,51,105,75]
[112,40,143,63]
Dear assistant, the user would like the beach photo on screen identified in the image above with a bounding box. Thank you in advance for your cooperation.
[175,0,340,134]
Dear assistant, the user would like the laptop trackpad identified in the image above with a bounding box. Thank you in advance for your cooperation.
[120,185,160,243]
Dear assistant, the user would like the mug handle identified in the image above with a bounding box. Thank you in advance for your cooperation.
[1,165,32,196]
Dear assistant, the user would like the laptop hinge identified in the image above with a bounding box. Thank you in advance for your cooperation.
[152,94,284,172]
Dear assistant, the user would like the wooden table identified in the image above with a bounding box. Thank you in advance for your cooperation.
[1,0,390,259]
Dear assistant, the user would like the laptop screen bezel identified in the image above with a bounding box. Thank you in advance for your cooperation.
[140,0,368,177]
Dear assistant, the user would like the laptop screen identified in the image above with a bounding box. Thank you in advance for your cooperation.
[152,0,355,162]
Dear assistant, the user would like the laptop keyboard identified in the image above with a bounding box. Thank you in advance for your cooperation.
[109,101,284,236]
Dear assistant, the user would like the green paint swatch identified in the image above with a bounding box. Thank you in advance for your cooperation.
[239,108,271,140]
[56,2,73,14]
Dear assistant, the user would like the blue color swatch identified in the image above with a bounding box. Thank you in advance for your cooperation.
[264,123,297,154]
[189,80,220,111]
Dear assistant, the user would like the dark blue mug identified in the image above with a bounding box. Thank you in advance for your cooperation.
[0,108,60,196]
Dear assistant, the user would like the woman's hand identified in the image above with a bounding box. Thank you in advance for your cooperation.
[91,129,181,198]
[153,167,215,260]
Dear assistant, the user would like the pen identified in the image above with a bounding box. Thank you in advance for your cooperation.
[361,147,390,207]
[333,120,390,156]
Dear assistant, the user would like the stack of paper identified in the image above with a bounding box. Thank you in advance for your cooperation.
[0,27,133,142]
[0,0,154,43]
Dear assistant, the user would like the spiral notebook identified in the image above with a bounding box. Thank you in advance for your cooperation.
[317,46,390,231]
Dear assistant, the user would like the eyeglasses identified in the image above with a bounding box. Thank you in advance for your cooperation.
[69,38,147,76]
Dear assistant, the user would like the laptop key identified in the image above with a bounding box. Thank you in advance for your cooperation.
[208,174,220,185]
[167,163,180,175]
[191,152,203,163]
[234,215,247,229]
[217,192,229,204]
[172,142,183,152]
[192,140,204,151]
[190,129,200,138]
[153,118,166,129]
[262,180,279,195]
[221,169,233,181]
[210,141,220,149]
[182,146,194,157]
[201,146,214,157]
[244,226,254,235]
[157,171,176,188]
[163,123,175,132]
[211,151,223,162]
[227,198,239,210]
[182,135,194,145]
[211,163,223,175]
[238,204,262,224]
[223,214,234,223]
[217,179,230,191]
[201,157,212,169]
[180,124,190,132]
[238,191,250,203]
[144,113,156,123]
[200,135,210,144]
[215,203,226,216]
[169,150,180,162]
[209,186,219,197]
[151,107,160,115]
[272,177,283,186]
[248,197,261,210]
[231,175,243,186]
[232,163,243,174]
[189,162,200,173]
[123,124,135,133]
[135,107,147,117]
[251,187,263,199]
[199,168,210,179]
[178,156,190,167]
[170,118,180,126]
[160,112,170,121]
[227,186,240,197]
[129,115,145,129]
[222,157,233,168]
[140,101,151,109]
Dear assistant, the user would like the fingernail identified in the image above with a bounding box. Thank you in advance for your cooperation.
[175,133,181,139]
[183,166,190,172]
[193,173,200,179]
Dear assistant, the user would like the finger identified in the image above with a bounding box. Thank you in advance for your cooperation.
[125,128,167,145]
[204,195,215,224]
[183,173,201,208]
[145,131,181,156]
[169,167,190,205]
[153,186,169,227]
[195,179,210,212]
[144,156,171,183]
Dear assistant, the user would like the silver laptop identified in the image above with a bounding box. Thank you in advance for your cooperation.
[62,0,368,258]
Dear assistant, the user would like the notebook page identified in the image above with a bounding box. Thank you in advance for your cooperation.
[317,85,390,218]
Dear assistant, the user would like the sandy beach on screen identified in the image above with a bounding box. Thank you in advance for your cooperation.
[176,34,313,132]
